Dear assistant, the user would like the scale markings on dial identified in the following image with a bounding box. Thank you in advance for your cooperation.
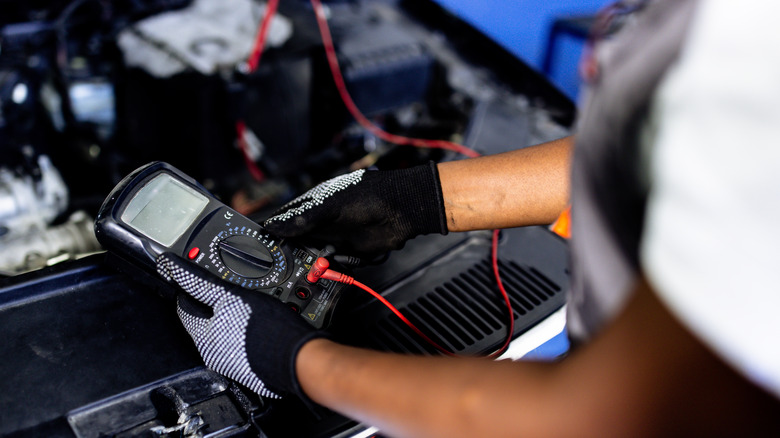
[207,225,287,288]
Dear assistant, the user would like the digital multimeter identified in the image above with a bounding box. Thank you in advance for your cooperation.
[95,161,344,329]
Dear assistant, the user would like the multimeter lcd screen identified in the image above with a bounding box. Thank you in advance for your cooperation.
[120,173,209,247]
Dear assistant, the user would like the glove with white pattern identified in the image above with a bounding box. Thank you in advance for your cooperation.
[264,162,448,257]
[156,253,322,400]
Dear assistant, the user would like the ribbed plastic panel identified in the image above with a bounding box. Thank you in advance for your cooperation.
[334,226,569,356]
[370,259,564,355]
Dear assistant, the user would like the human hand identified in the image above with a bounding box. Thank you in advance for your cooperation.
[156,254,322,399]
[264,162,448,257]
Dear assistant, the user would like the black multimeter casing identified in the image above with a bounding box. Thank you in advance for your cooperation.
[95,161,344,329]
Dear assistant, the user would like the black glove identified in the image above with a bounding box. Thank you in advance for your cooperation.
[156,254,322,399]
[264,162,448,256]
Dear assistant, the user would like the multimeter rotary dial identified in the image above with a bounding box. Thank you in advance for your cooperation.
[207,226,287,288]
[219,235,274,278]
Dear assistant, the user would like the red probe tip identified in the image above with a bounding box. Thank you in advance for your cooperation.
[307,257,330,283]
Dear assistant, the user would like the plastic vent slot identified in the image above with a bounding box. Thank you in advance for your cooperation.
[370,258,564,355]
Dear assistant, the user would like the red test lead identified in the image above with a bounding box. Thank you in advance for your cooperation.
[307,253,513,359]
[306,257,331,283]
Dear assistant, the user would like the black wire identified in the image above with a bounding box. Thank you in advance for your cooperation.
[52,0,98,129]
[55,0,95,70]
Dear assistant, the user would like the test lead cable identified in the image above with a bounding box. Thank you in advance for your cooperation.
[309,0,480,158]
[236,0,281,181]
[308,0,514,357]
[246,0,516,357]
[308,229,513,359]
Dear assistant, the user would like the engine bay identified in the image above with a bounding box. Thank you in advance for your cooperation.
[0,0,574,436]
[0,0,573,275]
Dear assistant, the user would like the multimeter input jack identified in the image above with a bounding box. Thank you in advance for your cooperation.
[294,287,311,300]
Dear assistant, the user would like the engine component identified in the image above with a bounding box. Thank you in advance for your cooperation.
[333,8,435,116]
[0,154,68,235]
[0,210,101,275]
[117,0,292,77]
[68,79,116,139]
[0,68,40,151]
[0,154,101,275]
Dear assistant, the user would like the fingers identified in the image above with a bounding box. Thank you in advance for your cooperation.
[263,211,310,237]
[264,169,366,234]
[176,294,211,340]
[156,253,229,307]
[263,194,315,236]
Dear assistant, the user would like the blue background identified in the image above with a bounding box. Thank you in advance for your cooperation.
[433,0,613,102]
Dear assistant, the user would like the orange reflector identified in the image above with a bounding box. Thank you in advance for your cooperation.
[550,206,571,239]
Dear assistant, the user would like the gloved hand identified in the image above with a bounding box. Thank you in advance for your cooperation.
[264,162,448,256]
[156,253,322,399]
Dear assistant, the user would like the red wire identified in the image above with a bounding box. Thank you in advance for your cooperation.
[307,0,515,357]
[322,269,456,356]
[247,0,280,71]
[353,277,457,356]
[234,1,513,356]
[236,120,266,181]
[309,0,480,158]
[236,0,280,181]
[490,229,514,357]
[320,246,513,358]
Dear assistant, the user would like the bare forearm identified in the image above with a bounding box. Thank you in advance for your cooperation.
[295,277,779,437]
[296,339,556,438]
[438,135,573,232]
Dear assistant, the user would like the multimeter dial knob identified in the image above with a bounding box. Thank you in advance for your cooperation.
[218,235,273,278]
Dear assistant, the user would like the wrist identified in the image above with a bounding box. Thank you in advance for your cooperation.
[387,161,448,238]
[241,294,325,398]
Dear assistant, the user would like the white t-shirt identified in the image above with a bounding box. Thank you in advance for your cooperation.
[642,0,780,398]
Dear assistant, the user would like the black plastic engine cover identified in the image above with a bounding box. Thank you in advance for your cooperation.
[0,225,568,437]
[0,256,202,435]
